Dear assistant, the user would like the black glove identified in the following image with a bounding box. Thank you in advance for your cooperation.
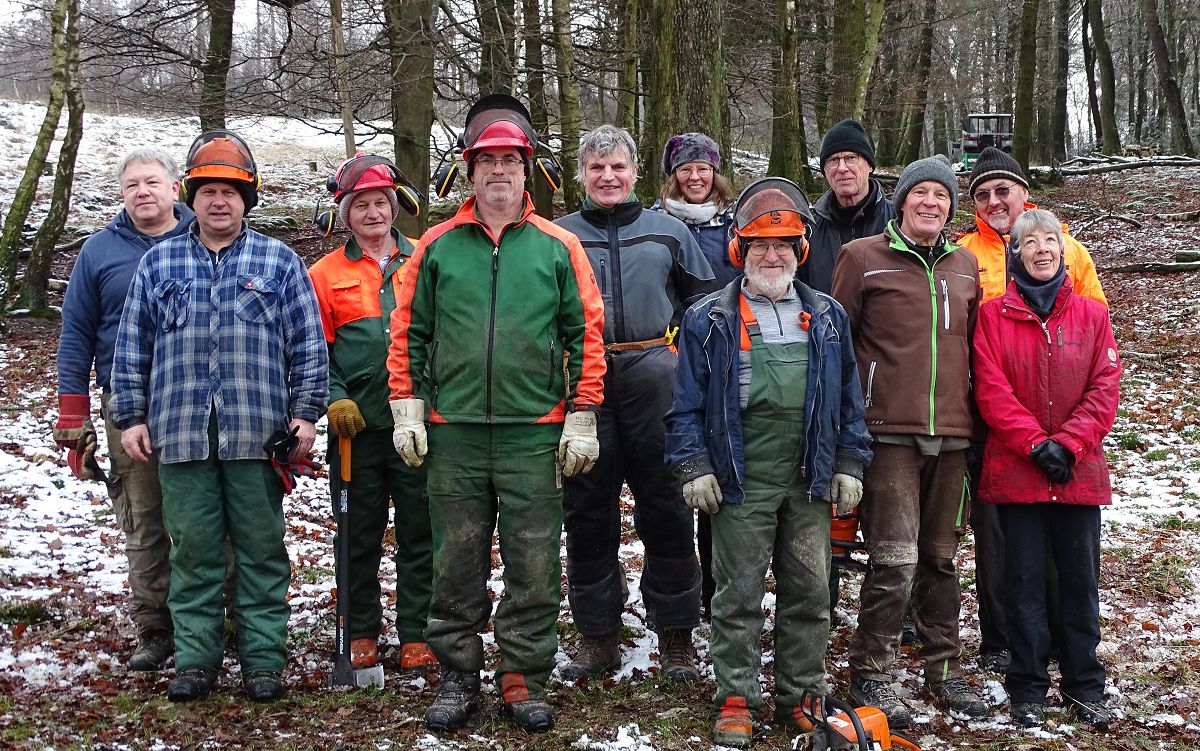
[264,426,319,493]
[1030,439,1074,484]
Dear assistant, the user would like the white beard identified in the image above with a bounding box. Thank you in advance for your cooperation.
[745,255,798,300]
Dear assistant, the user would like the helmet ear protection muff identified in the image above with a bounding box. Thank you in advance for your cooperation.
[432,150,461,199]
[536,155,564,192]
[313,201,336,238]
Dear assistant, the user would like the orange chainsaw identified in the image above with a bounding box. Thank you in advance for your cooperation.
[796,691,922,751]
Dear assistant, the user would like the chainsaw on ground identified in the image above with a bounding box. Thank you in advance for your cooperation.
[793,691,922,751]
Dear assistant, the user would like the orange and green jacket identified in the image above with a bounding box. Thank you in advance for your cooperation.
[387,194,606,424]
[957,202,1107,305]
[309,228,417,430]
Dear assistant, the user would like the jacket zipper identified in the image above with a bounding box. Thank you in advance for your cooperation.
[599,258,607,294]
[941,278,950,330]
[608,219,627,343]
[547,336,556,391]
[865,360,877,408]
[486,244,500,420]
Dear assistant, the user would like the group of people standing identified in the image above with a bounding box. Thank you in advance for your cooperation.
[53,92,1120,744]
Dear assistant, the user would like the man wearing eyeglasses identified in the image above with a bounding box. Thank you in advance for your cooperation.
[308,154,435,676]
[956,146,1107,678]
[803,119,896,295]
[386,94,606,734]
[555,125,715,685]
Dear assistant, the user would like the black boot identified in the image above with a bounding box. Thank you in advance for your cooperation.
[167,666,216,702]
[425,670,481,731]
[243,670,285,702]
[505,699,555,732]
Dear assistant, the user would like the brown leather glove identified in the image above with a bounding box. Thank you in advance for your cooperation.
[327,399,366,439]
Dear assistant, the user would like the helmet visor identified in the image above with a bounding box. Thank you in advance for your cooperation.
[334,155,402,193]
[186,130,256,177]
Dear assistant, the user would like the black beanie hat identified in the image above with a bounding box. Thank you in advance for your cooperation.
[968,147,1029,196]
[820,119,876,170]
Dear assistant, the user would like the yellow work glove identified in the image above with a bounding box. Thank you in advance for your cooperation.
[327,399,366,439]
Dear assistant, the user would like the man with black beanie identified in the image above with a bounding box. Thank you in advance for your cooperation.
[804,119,896,295]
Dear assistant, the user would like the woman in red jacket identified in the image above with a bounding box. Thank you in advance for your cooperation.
[972,209,1120,732]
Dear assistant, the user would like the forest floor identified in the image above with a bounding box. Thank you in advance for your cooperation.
[1,101,1199,750]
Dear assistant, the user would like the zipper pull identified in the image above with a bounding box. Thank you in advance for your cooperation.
[1057,326,1063,347]
[492,246,500,273]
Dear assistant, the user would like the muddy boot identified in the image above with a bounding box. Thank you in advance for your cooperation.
[713,696,753,748]
[559,630,620,681]
[128,631,174,671]
[927,676,988,720]
[657,628,699,683]
[505,699,555,732]
[400,642,438,672]
[425,669,481,731]
[849,675,912,729]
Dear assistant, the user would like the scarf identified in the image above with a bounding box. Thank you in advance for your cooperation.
[1009,247,1067,319]
[662,198,719,224]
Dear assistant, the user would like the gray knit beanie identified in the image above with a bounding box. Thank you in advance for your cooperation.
[338,187,400,229]
[893,154,959,220]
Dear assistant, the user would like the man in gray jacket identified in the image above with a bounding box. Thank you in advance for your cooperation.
[555,125,716,683]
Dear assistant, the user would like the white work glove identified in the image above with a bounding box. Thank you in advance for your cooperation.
[830,473,863,516]
[683,473,722,514]
[558,411,600,477]
[389,398,428,468]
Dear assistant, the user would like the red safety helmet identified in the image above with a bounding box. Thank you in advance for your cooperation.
[324,153,421,218]
[461,94,536,176]
[728,177,814,268]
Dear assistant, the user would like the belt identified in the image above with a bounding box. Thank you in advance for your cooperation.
[604,336,670,353]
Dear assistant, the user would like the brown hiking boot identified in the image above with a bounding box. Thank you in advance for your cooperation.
[657,628,699,683]
[559,630,620,681]
[714,696,753,748]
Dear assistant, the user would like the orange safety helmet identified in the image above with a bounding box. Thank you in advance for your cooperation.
[727,177,814,268]
[183,130,259,210]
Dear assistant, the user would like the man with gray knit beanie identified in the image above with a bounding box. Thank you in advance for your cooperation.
[832,153,989,727]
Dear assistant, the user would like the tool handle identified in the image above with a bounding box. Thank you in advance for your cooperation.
[339,436,351,482]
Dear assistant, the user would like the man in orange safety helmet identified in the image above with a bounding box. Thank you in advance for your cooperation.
[308,154,435,677]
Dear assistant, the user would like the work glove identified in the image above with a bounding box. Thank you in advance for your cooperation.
[327,398,366,439]
[683,473,722,514]
[53,393,97,480]
[558,411,600,477]
[830,473,863,516]
[1030,439,1074,484]
[264,425,320,493]
[390,398,427,468]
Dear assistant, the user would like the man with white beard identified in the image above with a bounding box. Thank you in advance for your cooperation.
[664,178,873,748]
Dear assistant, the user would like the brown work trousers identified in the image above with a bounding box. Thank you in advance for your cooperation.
[102,392,172,637]
[848,442,967,685]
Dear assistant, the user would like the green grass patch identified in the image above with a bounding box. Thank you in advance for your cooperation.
[1142,449,1170,461]
[1114,432,1145,451]
[0,599,57,625]
[1145,553,1195,597]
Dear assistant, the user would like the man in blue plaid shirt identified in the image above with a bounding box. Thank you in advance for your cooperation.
[110,130,328,703]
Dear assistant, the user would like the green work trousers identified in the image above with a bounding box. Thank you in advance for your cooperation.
[158,416,290,674]
[712,332,831,711]
[424,423,562,699]
[328,428,432,643]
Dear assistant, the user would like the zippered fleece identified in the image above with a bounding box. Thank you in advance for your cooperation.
[387,194,606,423]
[830,220,981,437]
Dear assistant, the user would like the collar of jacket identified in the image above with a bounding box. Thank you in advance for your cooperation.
[1000,275,1074,320]
[885,218,956,257]
[709,277,830,328]
[189,219,248,254]
[343,227,413,261]
[453,192,535,240]
[580,199,643,229]
[813,178,886,223]
[112,203,195,246]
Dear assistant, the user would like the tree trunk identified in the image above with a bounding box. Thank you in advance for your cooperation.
[1143,0,1197,155]
[476,0,517,94]
[616,0,638,135]
[551,0,583,210]
[385,0,436,237]
[810,0,830,135]
[0,0,69,311]
[23,0,83,314]
[523,0,553,217]
[1082,2,1102,147]
[329,0,356,157]
[897,0,936,165]
[768,0,802,184]
[637,0,673,203]
[670,0,723,138]
[1051,0,1069,159]
[826,0,865,122]
[1011,0,1039,171]
[1088,0,1121,154]
[850,0,885,121]
[199,0,234,130]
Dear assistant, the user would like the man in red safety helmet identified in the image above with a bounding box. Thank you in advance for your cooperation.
[308,154,435,676]
[386,94,606,734]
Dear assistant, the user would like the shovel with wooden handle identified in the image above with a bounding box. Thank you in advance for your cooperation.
[328,436,385,689]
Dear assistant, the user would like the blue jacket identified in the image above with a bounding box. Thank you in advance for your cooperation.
[57,204,195,394]
[664,279,873,505]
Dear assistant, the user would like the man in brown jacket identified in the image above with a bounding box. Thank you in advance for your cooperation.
[831,154,987,728]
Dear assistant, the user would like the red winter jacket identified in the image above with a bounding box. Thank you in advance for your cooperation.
[973,280,1120,506]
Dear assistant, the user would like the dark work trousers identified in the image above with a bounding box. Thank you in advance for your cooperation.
[998,503,1105,705]
[849,442,967,685]
[698,512,714,618]
[970,493,1007,656]
[564,347,701,635]
[328,429,431,644]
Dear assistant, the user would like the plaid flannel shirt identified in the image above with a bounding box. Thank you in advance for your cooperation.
[110,224,328,463]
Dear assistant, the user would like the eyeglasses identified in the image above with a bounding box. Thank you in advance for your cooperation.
[475,155,523,169]
[973,184,1017,203]
[746,241,794,257]
[676,164,713,177]
[825,154,862,170]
